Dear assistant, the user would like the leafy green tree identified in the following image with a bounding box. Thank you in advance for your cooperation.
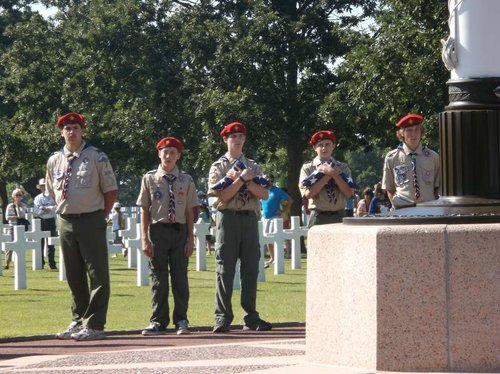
[1,0,450,218]
[324,0,449,153]
[175,0,377,215]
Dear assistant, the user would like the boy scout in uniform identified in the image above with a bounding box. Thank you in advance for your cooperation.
[137,137,198,336]
[299,130,356,227]
[208,121,272,333]
[382,114,440,209]
[46,112,118,341]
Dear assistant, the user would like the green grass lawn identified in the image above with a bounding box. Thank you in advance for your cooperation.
[0,251,306,338]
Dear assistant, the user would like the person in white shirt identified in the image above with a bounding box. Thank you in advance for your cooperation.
[33,178,58,270]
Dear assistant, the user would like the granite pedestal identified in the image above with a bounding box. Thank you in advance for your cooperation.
[306,223,499,372]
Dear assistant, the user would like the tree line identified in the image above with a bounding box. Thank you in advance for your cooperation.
[0,0,449,217]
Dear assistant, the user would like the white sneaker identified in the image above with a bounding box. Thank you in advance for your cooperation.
[56,321,81,340]
[176,320,191,335]
[71,327,106,341]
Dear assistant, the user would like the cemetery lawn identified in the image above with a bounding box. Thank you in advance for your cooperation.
[0,252,306,339]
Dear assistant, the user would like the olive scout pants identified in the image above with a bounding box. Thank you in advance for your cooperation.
[148,222,189,328]
[57,210,110,330]
[214,210,261,326]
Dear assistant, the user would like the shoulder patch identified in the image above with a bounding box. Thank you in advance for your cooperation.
[97,153,109,162]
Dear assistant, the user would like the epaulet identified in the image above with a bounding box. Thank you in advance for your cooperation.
[146,169,156,175]
[246,157,256,163]
[180,171,193,181]
[214,156,229,165]
[386,148,400,157]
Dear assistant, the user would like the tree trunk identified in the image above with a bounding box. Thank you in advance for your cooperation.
[0,178,8,224]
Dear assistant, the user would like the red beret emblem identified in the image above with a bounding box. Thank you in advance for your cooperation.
[396,114,424,128]
[156,137,184,152]
[309,130,336,145]
[57,112,86,129]
[220,122,247,137]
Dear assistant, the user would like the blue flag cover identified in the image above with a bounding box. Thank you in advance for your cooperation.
[212,159,268,191]
[301,160,358,189]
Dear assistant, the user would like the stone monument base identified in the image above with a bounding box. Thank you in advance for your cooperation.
[306,223,499,372]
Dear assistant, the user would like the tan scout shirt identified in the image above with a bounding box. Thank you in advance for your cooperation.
[299,157,352,212]
[382,143,440,208]
[136,165,198,224]
[207,153,262,211]
[46,141,118,214]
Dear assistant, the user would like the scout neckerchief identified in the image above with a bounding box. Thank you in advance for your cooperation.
[398,144,421,200]
[163,174,177,222]
[61,142,92,200]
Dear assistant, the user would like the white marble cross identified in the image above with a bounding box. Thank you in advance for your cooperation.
[2,225,33,289]
[0,223,13,277]
[48,235,65,281]
[119,216,138,268]
[106,226,123,256]
[282,216,308,269]
[123,222,149,287]
[193,218,210,271]
[24,218,51,270]
[265,218,286,275]
[257,221,272,282]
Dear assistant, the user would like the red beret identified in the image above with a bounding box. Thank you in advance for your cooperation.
[220,122,247,137]
[57,112,86,129]
[156,137,184,152]
[396,114,424,128]
[309,130,336,145]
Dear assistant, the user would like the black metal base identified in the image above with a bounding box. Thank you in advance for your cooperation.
[343,196,500,225]
[446,78,500,110]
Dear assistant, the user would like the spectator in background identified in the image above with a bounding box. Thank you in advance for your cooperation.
[344,195,354,217]
[280,187,293,258]
[108,202,127,257]
[33,178,58,270]
[369,184,392,214]
[260,174,293,267]
[356,187,374,217]
[4,188,29,270]
[198,191,214,255]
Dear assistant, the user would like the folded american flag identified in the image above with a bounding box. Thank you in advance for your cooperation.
[212,159,268,190]
[301,160,358,189]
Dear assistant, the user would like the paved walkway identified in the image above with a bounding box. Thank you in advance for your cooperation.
[2,324,489,373]
[0,323,320,373]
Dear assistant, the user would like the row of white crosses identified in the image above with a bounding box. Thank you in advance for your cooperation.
[1,210,308,290]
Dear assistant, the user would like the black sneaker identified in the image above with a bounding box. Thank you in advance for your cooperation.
[243,319,272,331]
[213,322,231,333]
[141,322,167,336]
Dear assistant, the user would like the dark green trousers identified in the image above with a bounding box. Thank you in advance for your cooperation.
[57,210,110,330]
[214,210,261,325]
[308,210,344,227]
[149,223,189,327]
